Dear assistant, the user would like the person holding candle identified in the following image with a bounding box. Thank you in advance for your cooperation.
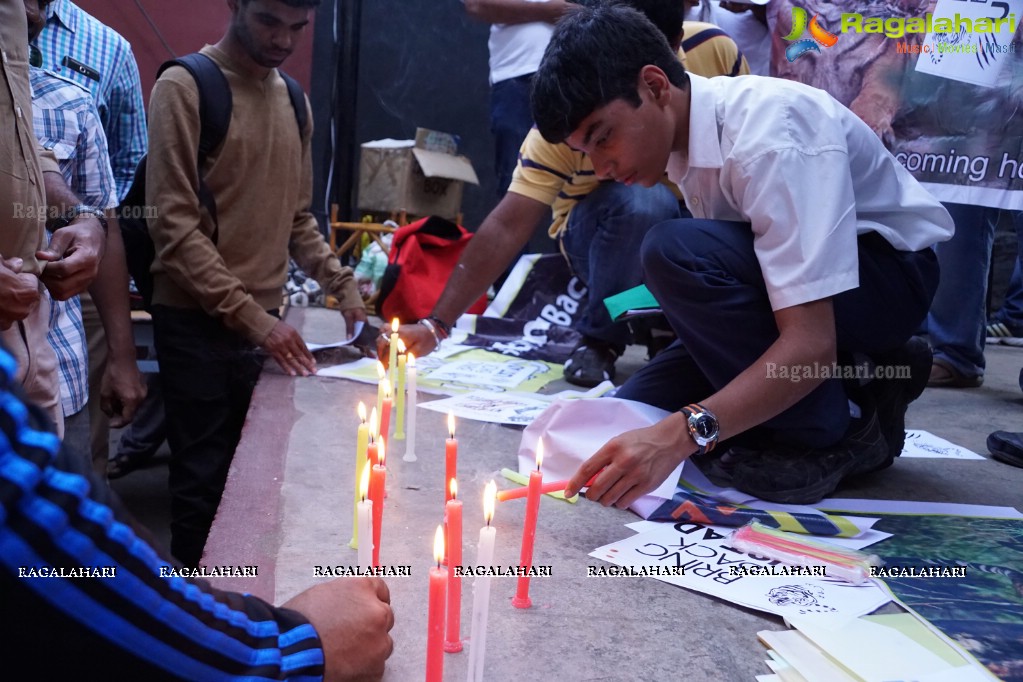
[538,4,951,506]
[0,341,395,680]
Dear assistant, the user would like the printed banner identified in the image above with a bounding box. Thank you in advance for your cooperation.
[770,0,1023,209]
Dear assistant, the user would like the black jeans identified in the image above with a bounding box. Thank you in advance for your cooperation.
[152,306,267,567]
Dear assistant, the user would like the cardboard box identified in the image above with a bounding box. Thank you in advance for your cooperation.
[357,128,479,220]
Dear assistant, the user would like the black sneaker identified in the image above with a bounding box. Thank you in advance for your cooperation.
[728,410,889,504]
[563,339,620,388]
[867,336,932,463]
[986,319,1023,346]
[988,431,1023,468]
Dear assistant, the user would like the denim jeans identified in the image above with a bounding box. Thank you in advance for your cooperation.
[926,202,1000,378]
[490,74,534,197]
[617,219,938,449]
[560,181,682,348]
[152,305,266,567]
[990,210,1023,329]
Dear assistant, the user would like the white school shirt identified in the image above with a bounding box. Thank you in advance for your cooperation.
[667,74,954,312]
[486,2,554,85]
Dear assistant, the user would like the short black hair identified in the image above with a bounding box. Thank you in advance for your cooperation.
[575,0,686,48]
[531,3,688,144]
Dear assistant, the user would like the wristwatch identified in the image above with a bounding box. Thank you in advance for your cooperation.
[681,403,719,455]
[56,204,108,233]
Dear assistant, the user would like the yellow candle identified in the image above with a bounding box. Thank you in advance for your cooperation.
[394,340,407,441]
[348,402,369,549]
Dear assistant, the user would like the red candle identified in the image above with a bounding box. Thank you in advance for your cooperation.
[379,378,393,445]
[445,413,457,504]
[512,439,544,609]
[370,437,387,567]
[496,471,601,502]
[427,525,447,682]
[444,479,463,653]
[366,409,379,468]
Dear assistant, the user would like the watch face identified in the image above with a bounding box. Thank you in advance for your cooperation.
[694,415,716,439]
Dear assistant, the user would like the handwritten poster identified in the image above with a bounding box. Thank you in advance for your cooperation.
[591,521,891,624]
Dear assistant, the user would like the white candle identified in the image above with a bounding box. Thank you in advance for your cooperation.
[403,353,418,462]
[357,465,373,568]
[466,481,497,682]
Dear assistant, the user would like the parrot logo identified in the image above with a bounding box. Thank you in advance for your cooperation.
[783,6,839,61]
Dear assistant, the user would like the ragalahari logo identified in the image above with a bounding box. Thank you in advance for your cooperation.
[783,6,839,61]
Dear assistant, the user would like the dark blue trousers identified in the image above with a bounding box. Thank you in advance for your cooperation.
[617,219,938,449]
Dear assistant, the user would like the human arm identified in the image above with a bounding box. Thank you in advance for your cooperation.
[36,170,106,299]
[463,0,574,25]
[378,192,549,363]
[566,298,837,507]
[0,256,41,330]
[0,348,393,680]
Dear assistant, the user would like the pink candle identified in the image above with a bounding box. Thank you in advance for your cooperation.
[445,413,457,504]
[444,479,463,653]
[379,379,393,445]
[512,439,544,609]
[427,525,447,682]
[370,438,387,567]
[496,471,600,502]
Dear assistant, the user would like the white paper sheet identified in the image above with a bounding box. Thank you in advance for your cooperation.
[305,321,365,351]
[901,430,985,460]
[591,521,891,624]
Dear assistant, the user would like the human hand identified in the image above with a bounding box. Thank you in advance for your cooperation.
[376,322,438,368]
[564,413,694,509]
[341,306,369,340]
[37,218,106,300]
[262,320,316,376]
[0,256,41,330]
[100,355,147,428]
[282,577,395,682]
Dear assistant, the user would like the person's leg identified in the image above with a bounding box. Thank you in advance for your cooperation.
[489,74,534,197]
[559,181,681,386]
[153,306,262,567]
[108,372,167,479]
[80,292,111,476]
[988,210,1023,343]
[926,202,998,386]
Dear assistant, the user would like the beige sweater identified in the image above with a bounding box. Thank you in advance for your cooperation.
[146,45,362,344]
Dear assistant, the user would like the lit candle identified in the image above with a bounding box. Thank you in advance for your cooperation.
[444,479,463,653]
[379,379,393,445]
[388,317,400,386]
[349,402,369,549]
[403,353,418,463]
[466,481,497,682]
[370,437,387,567]
[512,439,544,609]
[394,340,407,441]
[445,413,457,504]
[357,465,373,568]
[374,361,386,427]
[496,471,600,502]
[427,525,447,682]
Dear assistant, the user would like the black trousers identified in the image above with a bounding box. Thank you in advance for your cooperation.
[152,305,266,567]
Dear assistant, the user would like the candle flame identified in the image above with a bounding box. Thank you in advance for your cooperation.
[378,437,386,466]
[433,524,445,565]
[376,361,386,380]
[369,408,378,440]
[408,352,416,368]
[447,412,456,439]
[357,401,366,423]
[382,377,392,398]
[359,463,370,501]
[391,318,399,333]
[484,480,496,525]
[449,477,457,500]
[397,339,407,354]
[536,438,544,470]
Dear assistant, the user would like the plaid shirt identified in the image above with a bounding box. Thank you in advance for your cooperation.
[31,67,117,417]
[34,0,147,201]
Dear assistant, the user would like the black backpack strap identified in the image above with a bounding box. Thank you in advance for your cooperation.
[279,70,308,139]
[157,53,232,239]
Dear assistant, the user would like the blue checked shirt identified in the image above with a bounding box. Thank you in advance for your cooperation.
[34,0,147,201]
[31,67,117,417]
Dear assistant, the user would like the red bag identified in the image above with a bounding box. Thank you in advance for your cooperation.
[376,216,488,322]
